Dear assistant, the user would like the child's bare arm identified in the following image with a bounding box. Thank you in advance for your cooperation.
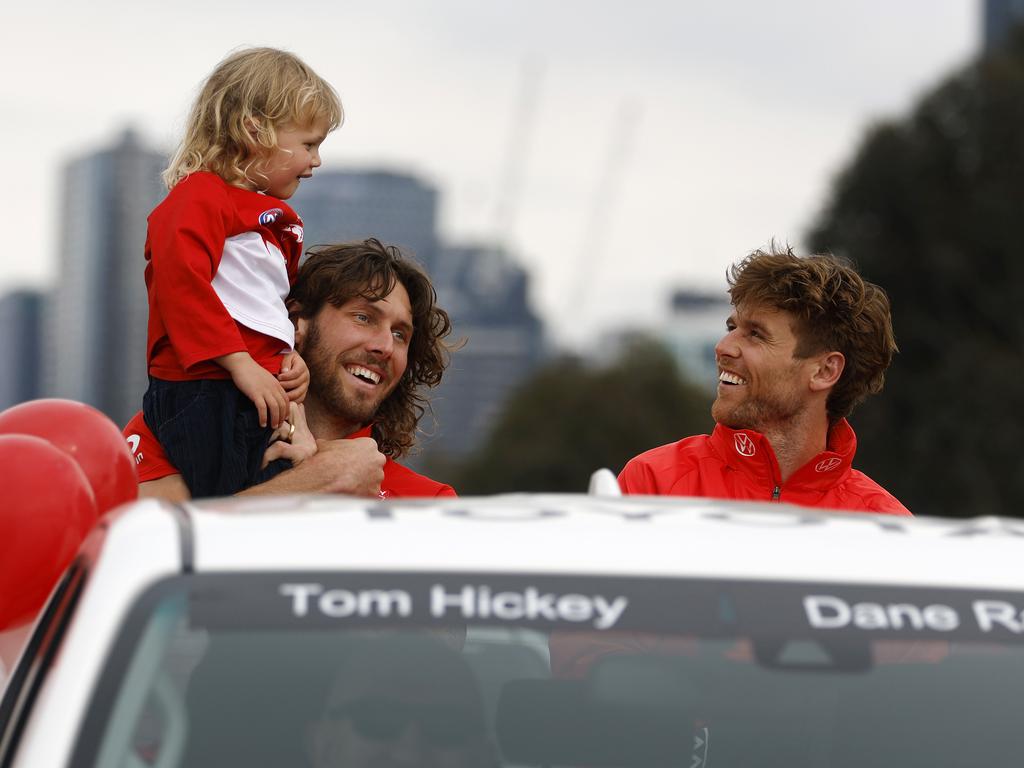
[216,351,289,428]
[278,350,309,403]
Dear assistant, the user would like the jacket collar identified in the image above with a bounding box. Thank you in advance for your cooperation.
[708,418,857,492]
[349,424,374,440]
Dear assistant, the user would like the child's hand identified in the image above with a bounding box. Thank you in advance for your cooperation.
[262,403,318,468]
[216,352,289,428]
[278,350,309,403]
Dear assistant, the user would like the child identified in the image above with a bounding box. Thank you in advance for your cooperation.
[142,47,342,497]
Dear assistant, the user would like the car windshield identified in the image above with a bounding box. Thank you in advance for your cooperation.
[76,572,1024,767]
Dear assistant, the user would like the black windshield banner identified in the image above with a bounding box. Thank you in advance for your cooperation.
[166,572,1024,643]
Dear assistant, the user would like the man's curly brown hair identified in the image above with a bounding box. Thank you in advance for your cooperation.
[289,238,453,458]
[727,245,897,423]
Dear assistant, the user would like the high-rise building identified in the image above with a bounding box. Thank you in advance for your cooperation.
[289,170,440,272]
[424,244,546,459]
[0,289,44,410]
[43,129,166,425]
[588,288,727,397]
[984,0,1024,50]
[657,289,730,393]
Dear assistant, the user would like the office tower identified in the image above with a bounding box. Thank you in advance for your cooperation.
[658,289,731,393]
[425,243,545,458]
[44,129,165,425]
[0,289,44,409]
[984,0,1024,50]
[289,170,440,272]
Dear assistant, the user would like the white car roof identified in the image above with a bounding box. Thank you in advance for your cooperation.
[161,494,1024,590]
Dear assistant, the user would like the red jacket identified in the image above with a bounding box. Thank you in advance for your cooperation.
[555,419,911,681]
[618,419,910,515]
[123,412,456,499]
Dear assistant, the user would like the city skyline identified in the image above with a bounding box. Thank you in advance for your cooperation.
[3,1,976,349]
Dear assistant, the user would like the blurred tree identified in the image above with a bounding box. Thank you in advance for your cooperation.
[808,33,1024,517]
[447,338,712,494]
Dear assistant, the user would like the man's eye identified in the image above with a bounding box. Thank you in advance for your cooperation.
[354,313,369,323]
[393,330,407,342]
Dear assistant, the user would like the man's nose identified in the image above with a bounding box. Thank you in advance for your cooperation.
[715,329,739,360]
[311,149,321,168]
[367,327,394,357]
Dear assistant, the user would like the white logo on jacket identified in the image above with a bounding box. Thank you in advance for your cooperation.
[125,434,143,465]
[815,457,842,473]
[283,224,304,243]
[733,433,756,457]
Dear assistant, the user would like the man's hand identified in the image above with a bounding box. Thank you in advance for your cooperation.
[216,351,289,428]
[278,350,309,403]
[262,403,318,468]
[239,436,386,497]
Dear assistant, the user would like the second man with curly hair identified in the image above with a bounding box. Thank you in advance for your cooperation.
[619,245,910,515]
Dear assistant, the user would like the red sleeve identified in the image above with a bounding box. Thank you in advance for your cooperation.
[146,174,246,371]
[873,500,913,516]
[122,412,178,482]
[618,455,658,495]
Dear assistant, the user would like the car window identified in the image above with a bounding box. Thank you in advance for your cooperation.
[73,573,1024,768]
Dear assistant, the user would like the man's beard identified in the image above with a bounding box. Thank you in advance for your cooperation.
[711,369,805,433]
[302,321,390,428]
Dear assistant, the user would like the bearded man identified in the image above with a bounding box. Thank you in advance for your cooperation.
[124,238,455,499]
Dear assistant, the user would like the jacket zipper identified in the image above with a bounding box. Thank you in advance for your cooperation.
[771,485,781,502]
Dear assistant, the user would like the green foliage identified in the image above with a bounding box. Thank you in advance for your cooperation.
[808,34,1024,517]
[447,338,712,494]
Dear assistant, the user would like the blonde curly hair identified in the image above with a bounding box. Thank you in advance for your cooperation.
[163,47,343,190]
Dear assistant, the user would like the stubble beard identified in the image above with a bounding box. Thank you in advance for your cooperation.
[711,370,805,434]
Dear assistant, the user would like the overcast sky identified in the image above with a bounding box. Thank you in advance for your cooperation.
[2,1,977,348]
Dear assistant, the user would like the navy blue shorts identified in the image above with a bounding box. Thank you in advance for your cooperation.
[142,377,291,498]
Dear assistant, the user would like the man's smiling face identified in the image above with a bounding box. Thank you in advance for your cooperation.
[711,302,815,433]
[299,280,413,432]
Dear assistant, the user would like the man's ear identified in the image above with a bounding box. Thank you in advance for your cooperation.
[809,351,845,392]
[293,310,309,350]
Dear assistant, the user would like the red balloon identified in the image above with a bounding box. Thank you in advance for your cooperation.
[0,434,98,630]
[0,399,138,516]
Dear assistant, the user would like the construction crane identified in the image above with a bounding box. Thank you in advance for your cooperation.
[492,58,544,248]
[568,98,641,315]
